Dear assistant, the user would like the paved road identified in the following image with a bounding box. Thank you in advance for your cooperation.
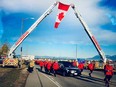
[25,65,116,87]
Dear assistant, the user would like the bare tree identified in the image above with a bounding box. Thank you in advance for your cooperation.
[0,43,9,56]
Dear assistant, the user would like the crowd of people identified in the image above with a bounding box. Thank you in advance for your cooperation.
[29,59,114,87]
[35,59,60,77]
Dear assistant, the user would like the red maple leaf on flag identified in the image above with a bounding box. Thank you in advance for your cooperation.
[58,12,64,21]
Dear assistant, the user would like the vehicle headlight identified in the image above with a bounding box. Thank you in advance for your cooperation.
[71,70,75,73]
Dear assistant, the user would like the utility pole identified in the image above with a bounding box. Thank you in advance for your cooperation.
[76,44,77,59]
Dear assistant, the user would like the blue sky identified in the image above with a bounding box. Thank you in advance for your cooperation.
[0,0,116,58]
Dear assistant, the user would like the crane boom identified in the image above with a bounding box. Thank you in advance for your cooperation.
[8,1,58,58]
[71,5,107,63]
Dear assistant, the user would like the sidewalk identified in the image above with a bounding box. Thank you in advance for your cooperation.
[25,68,42,87]
[25,67,58,87]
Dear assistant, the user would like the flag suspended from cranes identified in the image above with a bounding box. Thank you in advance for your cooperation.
[54,2,70,28]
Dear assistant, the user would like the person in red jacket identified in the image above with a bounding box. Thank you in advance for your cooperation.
[39,60,44,71]
[72,60,78,67]
[88,61,95,77]
[52,61,59,77]
[44,60,48,73]
[104,61,114,87]
[46,61,52,74]
[78,62,84,75]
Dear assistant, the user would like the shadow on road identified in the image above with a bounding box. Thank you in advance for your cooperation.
[74,75,103,85]
[74,75,116,86]
[36,67,53,76]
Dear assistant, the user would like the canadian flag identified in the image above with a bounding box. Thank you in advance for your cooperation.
[54,2,70,28]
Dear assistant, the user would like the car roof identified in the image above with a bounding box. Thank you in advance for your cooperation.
[58,61,71,63]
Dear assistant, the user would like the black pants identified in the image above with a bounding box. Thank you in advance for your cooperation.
[18,64,21,68]
[79,69,83,75]
[28,67,34,73]
[44,67,48,73]
[47,69,51,74]
[53,69,57,77]
[81,69,83,72]
[89,70,93,77]
[104,75,112,87]
[40,66,43,71]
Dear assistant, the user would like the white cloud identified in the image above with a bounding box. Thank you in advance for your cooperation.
[92,27,116,45]
[1,0,54,13]
[0,0,109,24]
[1,0,116,46]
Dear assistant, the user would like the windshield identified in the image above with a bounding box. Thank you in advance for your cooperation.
[61,62,74,67]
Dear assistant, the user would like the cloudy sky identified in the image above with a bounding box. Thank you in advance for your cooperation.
[0,0,116,58]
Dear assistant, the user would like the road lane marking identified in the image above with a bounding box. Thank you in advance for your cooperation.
[35,65,62,87]
[40,73,62,87]
[48,76,62,87]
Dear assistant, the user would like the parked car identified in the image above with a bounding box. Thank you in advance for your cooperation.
[57,61,81,76]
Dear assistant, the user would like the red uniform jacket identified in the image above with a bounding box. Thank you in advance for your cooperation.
[36,60,40,65]
[47,62,52,70]
[88,63,94,70]
[44,61,48,67]
[104,65,113,76]
[78,63,84,70]
[39,61,44,67]
[72,61,77,67]
[52,62,59,70]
